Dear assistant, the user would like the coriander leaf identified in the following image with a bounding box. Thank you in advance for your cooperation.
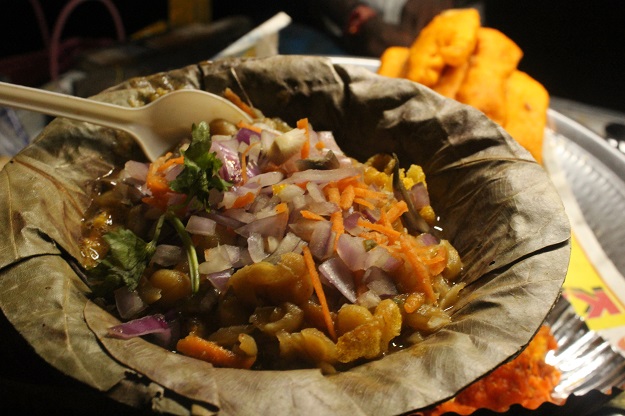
[170,122,232,209]
[87,216,165,296]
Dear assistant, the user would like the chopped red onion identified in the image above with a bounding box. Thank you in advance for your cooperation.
[152,244,184,267]
[362,267,398,297]
[186,215,217,236]
[264,232,305,264]
[305,182,327,203]
[114,286,147,320]
[319,257,357,303]
[343,212,364,234]
[247,232,268,263]
[276,184,305,202]
[108,314,169,339]
[236,127,259,145]
[206,269,233,293]
[246,171,284,187]
[288,219,317,241]
[122,160,148,184]
[206,211,244,229]
[309,220,335,260]
[164,163,184,182]
[365,245,402,272]
[357,290,382,309]
[211,141,242,183]
[306,200,339,216]
[199,245,240,274]
[416,233,440,246]
[235,210,288,239]
[336,234,367,271]
[409,182,430,210]
[280,166,362,185]
[222,208,256,224]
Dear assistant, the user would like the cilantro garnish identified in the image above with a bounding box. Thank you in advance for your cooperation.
[169,121,232,210]
[88,215,165,296]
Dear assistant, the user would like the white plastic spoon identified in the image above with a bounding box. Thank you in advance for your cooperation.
[0,81,253,161]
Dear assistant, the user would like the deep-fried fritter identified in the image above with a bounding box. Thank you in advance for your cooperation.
[378,46,410,78]
[503,70,549,164]
[404,8,480,87]
[455,28,523,126]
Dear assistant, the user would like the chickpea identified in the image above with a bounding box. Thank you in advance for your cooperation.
[228,253,313,307]
[209,119,238,136]
[148,269,191,308]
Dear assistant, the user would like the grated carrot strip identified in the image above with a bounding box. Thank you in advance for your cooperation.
[275,202,289,214]
[353,197,376,210]
[325,184,341,205]
[386,200,409,224]
[156,155,184,173]
[303,246,337,341]
[357,218,401,238]
[353,187,388,200]
[331,211,344,246]
[336,175,361,192]
[236,120,262,134]
[224,88,257,119]
[239,141,260,184]
[399,235,435,302]
[300,210,326,221]
[315,141,325,150]
[339,184,355,211]
[231,192,256,209]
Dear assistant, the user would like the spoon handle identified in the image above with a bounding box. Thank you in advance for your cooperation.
[0,81,136,131]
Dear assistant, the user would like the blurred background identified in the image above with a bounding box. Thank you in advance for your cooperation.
[1,0,624,155]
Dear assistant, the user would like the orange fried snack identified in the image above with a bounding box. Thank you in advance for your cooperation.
[503,70,550,164]
[455,27,523,126]
[418,325,561,416]
[432,61,469,98]
[378,46,410,78]
[403,8,480,87]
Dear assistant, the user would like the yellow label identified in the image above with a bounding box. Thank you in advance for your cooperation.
[562,234,625,330]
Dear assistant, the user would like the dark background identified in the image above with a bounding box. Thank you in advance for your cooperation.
[1,0,623,112]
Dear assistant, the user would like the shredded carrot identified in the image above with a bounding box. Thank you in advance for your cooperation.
[336,175,361,192]
[399,235,435,302]
[236,120,262,134]
[302,246,336,341]
[231,192,256,209]
[379,208,390,227]
[339,185,355,211]
[330,211,344,246]
[353,187,388,200]
[240,141,260,184]
[142,152,180,209]
[423,245,448,275]
[275,202,289,214]
[325,184,341,205]
[156,155,184,173]
[385,200,409,224]
[300,210,326,221]
[176,334,255,369]
[357,218,401,239]
[315,141,325,150]
[353,197,376,210]
[359,231,389,246]
[224,87,257,119]
[297,118,310,159]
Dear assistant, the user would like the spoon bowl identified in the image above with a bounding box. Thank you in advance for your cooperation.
[0,81,253,161]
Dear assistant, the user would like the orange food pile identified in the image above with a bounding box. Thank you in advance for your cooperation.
[417,325,561,415]
[378,8,549,164]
